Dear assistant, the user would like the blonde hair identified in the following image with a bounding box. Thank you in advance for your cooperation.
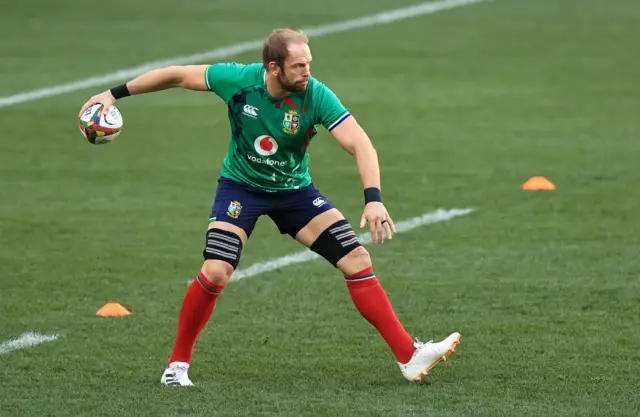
[262,28,309,69]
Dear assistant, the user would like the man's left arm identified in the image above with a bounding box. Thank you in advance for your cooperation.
[316,81,395,243]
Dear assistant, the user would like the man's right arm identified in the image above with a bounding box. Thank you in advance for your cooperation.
[127,65,209,94]
[79,65,209,115]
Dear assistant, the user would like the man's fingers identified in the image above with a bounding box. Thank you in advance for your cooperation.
[363,208,395,244]
[386,216,396,233]
[375,219,384,244]
[383,221,393,240]
[78,101,93,117]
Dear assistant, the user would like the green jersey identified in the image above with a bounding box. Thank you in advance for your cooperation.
[205,62,350,192]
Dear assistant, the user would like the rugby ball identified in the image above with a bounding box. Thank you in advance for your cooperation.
[79,104,123,144]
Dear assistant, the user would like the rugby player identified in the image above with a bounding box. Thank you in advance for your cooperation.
[79,28,460,386]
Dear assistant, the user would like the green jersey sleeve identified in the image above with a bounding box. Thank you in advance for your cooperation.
[313,81,351,131]
[205,62,250,104]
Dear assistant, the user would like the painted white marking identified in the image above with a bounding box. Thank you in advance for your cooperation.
[0,332,59,355]
[189,208,474,284]
[0,0,488,108]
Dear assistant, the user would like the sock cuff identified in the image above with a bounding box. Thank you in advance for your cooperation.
[346,277,379,288]
[345,266,374,280]
[344,266,377,286]
[197,272,226,294]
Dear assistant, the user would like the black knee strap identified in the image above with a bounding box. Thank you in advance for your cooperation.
[310,219,361,267]
[203,228,243,269]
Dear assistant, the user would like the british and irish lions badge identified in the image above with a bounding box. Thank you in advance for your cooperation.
[283,110,300,134]
[227,201,242,219]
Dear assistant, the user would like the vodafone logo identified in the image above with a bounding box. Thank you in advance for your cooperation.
[254,135,278,156]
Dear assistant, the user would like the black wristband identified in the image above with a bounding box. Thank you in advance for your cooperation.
[110,83,130,99]
[364,187,381,205]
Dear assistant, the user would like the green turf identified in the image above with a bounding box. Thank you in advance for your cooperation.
[1,0,639,415]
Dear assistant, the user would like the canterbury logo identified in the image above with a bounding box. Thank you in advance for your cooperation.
[243,104,259,118]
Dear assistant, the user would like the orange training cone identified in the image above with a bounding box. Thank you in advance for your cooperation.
[523,176,556,190]
[96,303,132,317]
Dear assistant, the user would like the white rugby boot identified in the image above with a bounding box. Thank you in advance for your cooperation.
[161,362,194,387]
[398,332,461,382]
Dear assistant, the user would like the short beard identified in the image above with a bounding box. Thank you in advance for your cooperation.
[277,71,306,93]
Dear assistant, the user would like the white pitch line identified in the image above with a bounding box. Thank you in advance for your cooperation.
[0,332,59,355]
[0,0,488,108]
[209,208,473,283]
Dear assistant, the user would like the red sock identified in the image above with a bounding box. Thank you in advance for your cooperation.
[345,267,415,364]
[168,272,225,365]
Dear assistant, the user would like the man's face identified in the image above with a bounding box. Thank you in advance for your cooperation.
[276,43,312,93]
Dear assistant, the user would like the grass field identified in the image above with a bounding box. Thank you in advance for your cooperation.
[1,0,640,415]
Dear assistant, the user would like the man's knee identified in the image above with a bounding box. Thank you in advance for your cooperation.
[309,219,361,267]
[337,246,372,275]
[201,260,233,286]
[345,246,371,263]
[203,227,243,267]
[200,227,244,285]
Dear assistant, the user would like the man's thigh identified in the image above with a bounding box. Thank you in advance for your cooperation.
[209,178,269,238]
[267,183,337,239]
